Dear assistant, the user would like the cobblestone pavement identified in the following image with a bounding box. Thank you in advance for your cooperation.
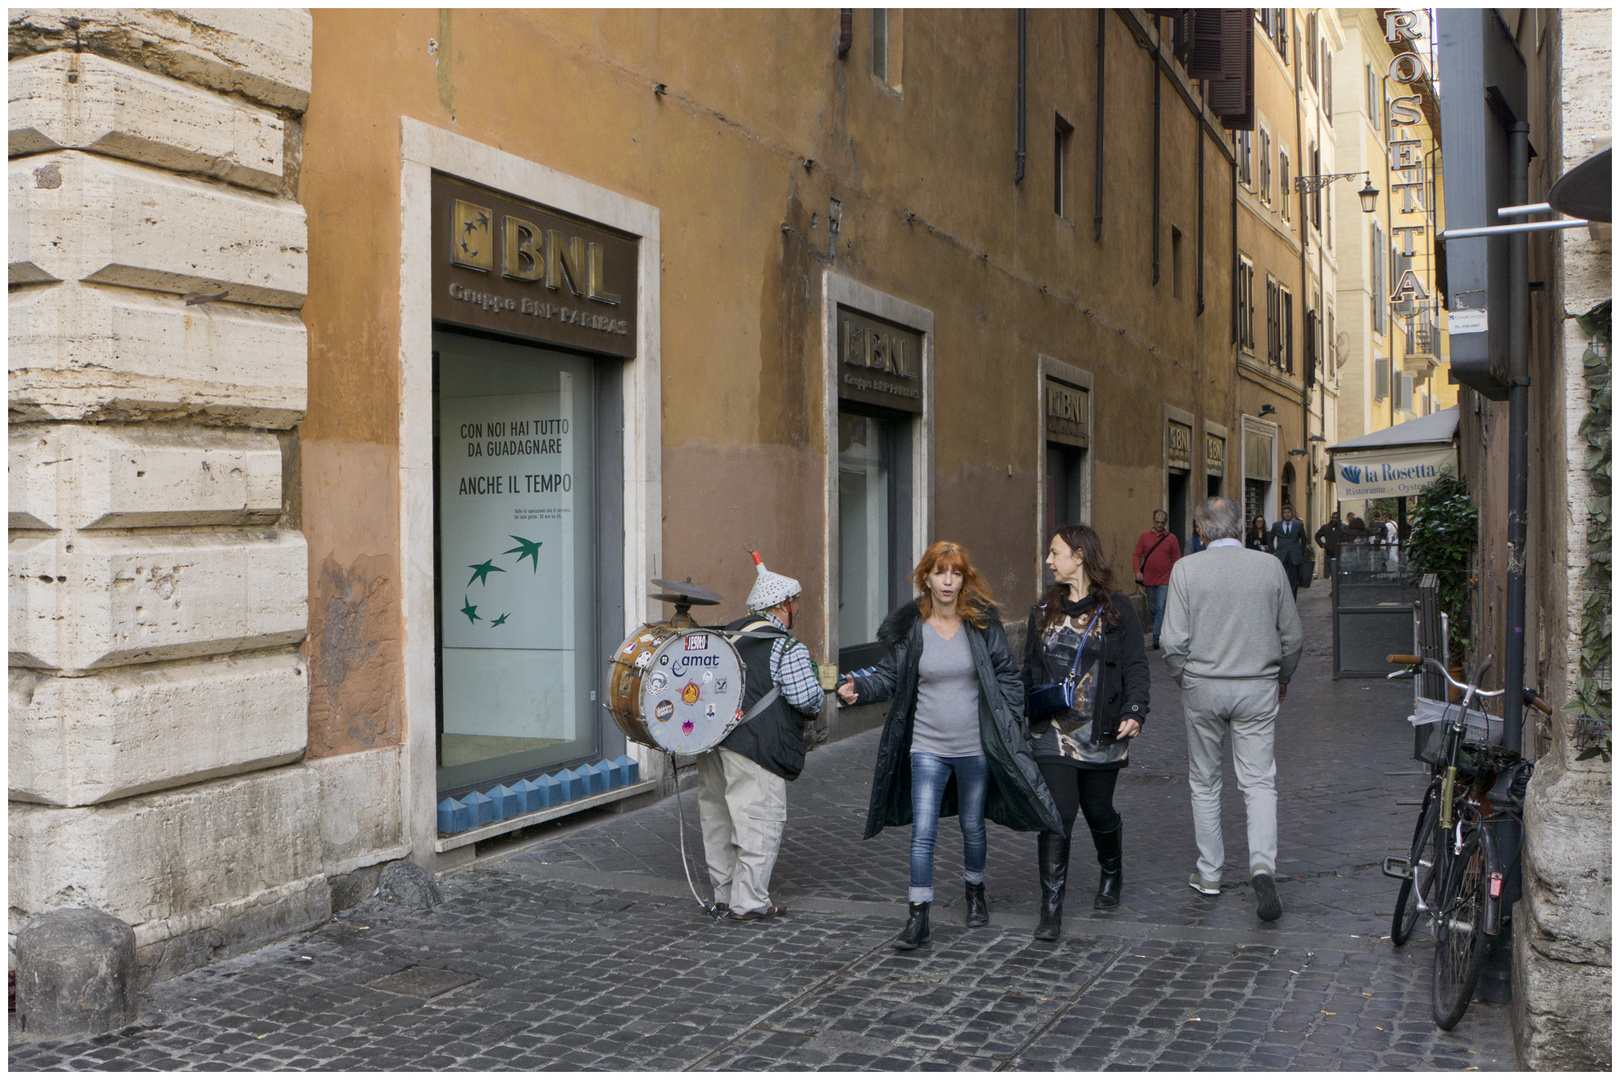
[10,588,1520,1070]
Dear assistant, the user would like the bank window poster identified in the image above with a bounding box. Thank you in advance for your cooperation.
[436,343,597,771]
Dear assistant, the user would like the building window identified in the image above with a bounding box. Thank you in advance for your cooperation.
[1323,48,1333,120]
[1370,220,1386,334]
[1375,357,1390,400]
[1264,274,1278,365]
[1170,225,1183,298]
[1236,130,1253,189]
[1237,254,1256,351]
[1279,151,1291,221]
[871,9,888,83]
[1055,113,1074,217]
[1327,308,1336,375]
[1044,376,1090,539]
[838,409,912,658]
[1310,147,1322,228]
[1258,127,1272,205]
[1307,13,1318,87]
[1366,63,1381,130]
[1275,8,1288,63]
[433,331,605,793]
[1280,285,1293,373]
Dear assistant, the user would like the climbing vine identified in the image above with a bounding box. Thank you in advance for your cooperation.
[1406,469,1478,662]
[1572,300,1610,762]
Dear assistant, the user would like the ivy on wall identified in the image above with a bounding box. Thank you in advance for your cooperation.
[1572,300,1610,762]
[1407,470,1478,662]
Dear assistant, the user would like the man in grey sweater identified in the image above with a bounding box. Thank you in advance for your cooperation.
[1161,496,1302,922]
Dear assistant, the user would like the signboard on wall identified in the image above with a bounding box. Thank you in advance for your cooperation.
[438,379,580,652]
[1333,444,1458,501]
[432,174,638,357]
[1206,433,1226,477]
[837,307,923,414]
[1167,421,1193,472]
[1045,379,1088,447]
[1245,426,1275,482]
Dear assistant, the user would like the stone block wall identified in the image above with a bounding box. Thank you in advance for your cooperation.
[7,8,400,987]
[1513,7,1612,1071]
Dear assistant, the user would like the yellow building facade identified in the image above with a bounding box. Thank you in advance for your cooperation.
[1331,7,1453,462]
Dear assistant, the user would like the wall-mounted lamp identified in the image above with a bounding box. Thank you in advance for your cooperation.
[1295,170,1380,213]
[1259,404,1277,416]
[1287,448,1309,456]
[1307,434,1327,443]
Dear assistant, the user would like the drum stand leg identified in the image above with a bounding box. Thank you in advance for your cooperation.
[667,751,721,915]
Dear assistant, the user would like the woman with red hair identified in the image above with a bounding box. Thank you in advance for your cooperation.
[838,541,1062,950]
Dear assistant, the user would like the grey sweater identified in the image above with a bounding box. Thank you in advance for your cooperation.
[1161,543,1303,686]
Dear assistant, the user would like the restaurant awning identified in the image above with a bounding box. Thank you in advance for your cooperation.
[1328,406,1459,500]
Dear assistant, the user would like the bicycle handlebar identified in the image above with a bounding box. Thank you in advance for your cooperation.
[1386,654,1552,713]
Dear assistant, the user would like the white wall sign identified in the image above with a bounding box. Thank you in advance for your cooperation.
[438,380,578,651]
[1334,444,1457,500]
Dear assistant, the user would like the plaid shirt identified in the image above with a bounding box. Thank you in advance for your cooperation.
[758,610,825,715]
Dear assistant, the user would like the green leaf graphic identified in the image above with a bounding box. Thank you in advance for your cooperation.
[504,535,543,571]
[461,595,482,624]
[467,559,506,587]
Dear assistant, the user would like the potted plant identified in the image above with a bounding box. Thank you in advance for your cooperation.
[1405,469,1477,666]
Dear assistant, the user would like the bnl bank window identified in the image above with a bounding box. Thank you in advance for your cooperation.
[433,333,607,794]
[836,307,922,667]
[428,175,635,798]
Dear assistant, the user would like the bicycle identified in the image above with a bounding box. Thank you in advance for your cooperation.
[1381,654,1552,1030]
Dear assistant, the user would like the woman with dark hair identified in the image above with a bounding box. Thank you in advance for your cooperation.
[838,541,1062,951]
[1245,515,1272,553]
[1022,524,1151,940]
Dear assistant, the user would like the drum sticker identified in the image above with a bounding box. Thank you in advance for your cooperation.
[648,673,668,694]
[716,678,728,693]
[654,700,674,722]
[622,641,637,654]
[660,655,670,665]
[702,671,713,683]
[685,634,709,651]
[706,703,717,718]
[682,720,695,735]
[635,652,653,668]
[616,669,633,696]
[639,633,654,643]
[681,682,701,705]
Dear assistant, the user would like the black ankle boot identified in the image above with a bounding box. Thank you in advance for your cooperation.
[895,902,931,950]
[1092,822,1123,909]
[964,882,988,928]
[1033,832,1070,941]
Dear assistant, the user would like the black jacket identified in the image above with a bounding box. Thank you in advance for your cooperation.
[1020,591,1151,755]
[719,615,809,781]
[852,601,1064,840]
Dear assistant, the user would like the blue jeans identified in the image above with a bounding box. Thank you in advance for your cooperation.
[908,752,988,903]
[1146,584,1169,641]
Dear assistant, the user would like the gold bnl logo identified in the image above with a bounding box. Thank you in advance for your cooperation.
[450,198,619,305]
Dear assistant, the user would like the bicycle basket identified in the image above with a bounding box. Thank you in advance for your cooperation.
[1409,696,1503,766]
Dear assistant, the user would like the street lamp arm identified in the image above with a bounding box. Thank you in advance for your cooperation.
[1293,170,1371,195]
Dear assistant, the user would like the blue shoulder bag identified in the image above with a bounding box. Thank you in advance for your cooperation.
[1027,613,1100,722]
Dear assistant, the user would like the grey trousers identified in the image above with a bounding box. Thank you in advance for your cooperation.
[696,746,787,913]
[1181,675,1279,881]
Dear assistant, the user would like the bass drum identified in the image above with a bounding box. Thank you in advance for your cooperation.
[606,624,747,755]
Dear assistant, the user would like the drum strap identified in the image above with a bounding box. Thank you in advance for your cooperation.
[723,619,789,727]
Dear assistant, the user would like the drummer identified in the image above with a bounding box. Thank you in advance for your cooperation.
[698,553,825,921]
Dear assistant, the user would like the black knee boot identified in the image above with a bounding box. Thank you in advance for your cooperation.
[1092,822,1123,909]
[895,902,931,950]
[964,882,988,927]
[1034,832,1070,941]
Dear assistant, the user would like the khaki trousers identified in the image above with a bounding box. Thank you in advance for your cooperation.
[696,746,787,913]
[1181,675,1279,881]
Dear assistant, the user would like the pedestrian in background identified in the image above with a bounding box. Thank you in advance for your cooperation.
[698,554,825,922]
[1314,510,1344,586]
[1131,509,1180,650]
[1268,505,1306,597]
[1184,526,1208,556]
[1245,514,1272,554]
[839,541,1062,951]
[1022,524,1150,940]
[1161,497,1302,923]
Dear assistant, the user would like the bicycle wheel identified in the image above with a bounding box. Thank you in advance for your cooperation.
[1392,784,1443,945]
[1432,824,1489,1030]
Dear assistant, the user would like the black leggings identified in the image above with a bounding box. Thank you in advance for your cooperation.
[1039,762,1121,838]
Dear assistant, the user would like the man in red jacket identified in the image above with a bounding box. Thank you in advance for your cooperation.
[1133,509,1181,650]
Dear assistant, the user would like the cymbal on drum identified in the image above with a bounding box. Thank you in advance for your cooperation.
[648,577,723,606]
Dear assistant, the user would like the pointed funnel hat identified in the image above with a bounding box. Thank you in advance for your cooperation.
[746,550,802,611]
